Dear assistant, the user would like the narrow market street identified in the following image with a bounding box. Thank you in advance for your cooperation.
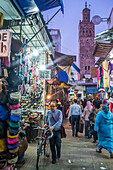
[16,119,113,170]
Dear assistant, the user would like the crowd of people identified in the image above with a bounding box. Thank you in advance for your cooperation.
[44,97,113,164]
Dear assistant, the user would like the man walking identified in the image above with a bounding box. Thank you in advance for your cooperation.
[44,102,62,164]
[68,99,82,137]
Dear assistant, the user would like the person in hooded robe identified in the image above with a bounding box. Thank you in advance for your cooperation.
[94,105,113,158]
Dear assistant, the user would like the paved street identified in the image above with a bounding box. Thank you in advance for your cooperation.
[16,119,113,170]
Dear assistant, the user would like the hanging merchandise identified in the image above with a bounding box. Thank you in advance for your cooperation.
[102,61,109,88]
[96,69,100,88]
[108,61,113,75]
[99,66,103,88]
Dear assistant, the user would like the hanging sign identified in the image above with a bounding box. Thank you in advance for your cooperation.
[0,30,11,58]
[39,69,51,80]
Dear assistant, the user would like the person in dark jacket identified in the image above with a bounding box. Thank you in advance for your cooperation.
[56,99,62,111]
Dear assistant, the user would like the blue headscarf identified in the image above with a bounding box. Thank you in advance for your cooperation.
[102,104,108,114]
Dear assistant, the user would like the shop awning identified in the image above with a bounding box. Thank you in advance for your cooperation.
[86,86,99,94]
[53,82,69,88]
[95,28,113,41]
[93,42,113,58]
[12,0,64,16]
[58,70,68,82]
[35,0,64,14]
[54,51,75,66]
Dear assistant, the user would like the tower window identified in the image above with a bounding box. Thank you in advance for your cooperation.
[88,66,90,70]
[85,66,87,70]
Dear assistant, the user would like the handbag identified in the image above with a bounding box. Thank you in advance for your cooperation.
[0,105,9,121]
[0,138,7,152]
[79,120,84,133]
[52,114,67,138]
[18,136,28,158]
[6,67,22,87]
[0,92,8,106]
[61,124,67,138]
[0,121,7,139]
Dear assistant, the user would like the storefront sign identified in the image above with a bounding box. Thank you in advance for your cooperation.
[86,86,99,94]
[39,69,51,80]
[0,30,11,57]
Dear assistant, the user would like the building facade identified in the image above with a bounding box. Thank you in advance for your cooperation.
[49,29,61,52]
[78,3,95,80]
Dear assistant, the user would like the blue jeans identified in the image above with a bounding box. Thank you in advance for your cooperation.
[49,130,61,161]
[71,115,80,136]
[85,120,89,136]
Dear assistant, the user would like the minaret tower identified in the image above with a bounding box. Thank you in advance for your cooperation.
[78,2,95,80]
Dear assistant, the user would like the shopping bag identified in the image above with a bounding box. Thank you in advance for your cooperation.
[79,120,84,133]
[61,124,67,138]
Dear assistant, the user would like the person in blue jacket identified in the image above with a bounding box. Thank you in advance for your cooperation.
[94,105,113,158]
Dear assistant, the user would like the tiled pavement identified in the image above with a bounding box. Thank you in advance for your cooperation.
[16,119,113,170]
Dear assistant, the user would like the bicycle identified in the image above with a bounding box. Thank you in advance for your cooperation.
[34,126,53,170]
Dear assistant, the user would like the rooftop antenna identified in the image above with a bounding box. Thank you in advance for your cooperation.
[85,1,87,8]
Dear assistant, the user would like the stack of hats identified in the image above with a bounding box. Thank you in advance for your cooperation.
[7,92,21,164]
[0,106,9,169]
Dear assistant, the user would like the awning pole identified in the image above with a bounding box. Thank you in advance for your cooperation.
[24,7,61,47]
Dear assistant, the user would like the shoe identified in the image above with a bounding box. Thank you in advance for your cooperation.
[52,160,56,164]
[110,153,113,158]
[72,133,74,136]
[75,134,78,137]
[88,136,92,138]
[92,141,96,143]
[96,149,102,153]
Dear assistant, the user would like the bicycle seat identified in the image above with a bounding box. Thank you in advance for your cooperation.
[45,130,53,139]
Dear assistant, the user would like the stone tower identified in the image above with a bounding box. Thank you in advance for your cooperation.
[78,2,95,80]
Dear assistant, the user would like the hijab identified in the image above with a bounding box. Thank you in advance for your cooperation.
[86,101,92,111]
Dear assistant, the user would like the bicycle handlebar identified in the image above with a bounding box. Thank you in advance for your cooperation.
[33,126,53,139]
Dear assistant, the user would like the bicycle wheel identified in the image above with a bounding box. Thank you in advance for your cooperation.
[44,137,50,157]
[36,142,42,170]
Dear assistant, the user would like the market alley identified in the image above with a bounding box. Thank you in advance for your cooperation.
[16,119,113,170]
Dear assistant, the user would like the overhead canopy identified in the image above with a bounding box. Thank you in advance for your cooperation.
[95,58,105,65]
[95,28,113,41]
[54,51,75,66]
[93,42,113,58]
[58,70,68,82]
[11,0,64,16]
[35,0,64,14]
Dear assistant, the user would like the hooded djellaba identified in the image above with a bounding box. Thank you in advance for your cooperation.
[94,104,113,158]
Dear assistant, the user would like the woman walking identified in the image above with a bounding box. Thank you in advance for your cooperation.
[84,101,93,137]
[94,105,113,158]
